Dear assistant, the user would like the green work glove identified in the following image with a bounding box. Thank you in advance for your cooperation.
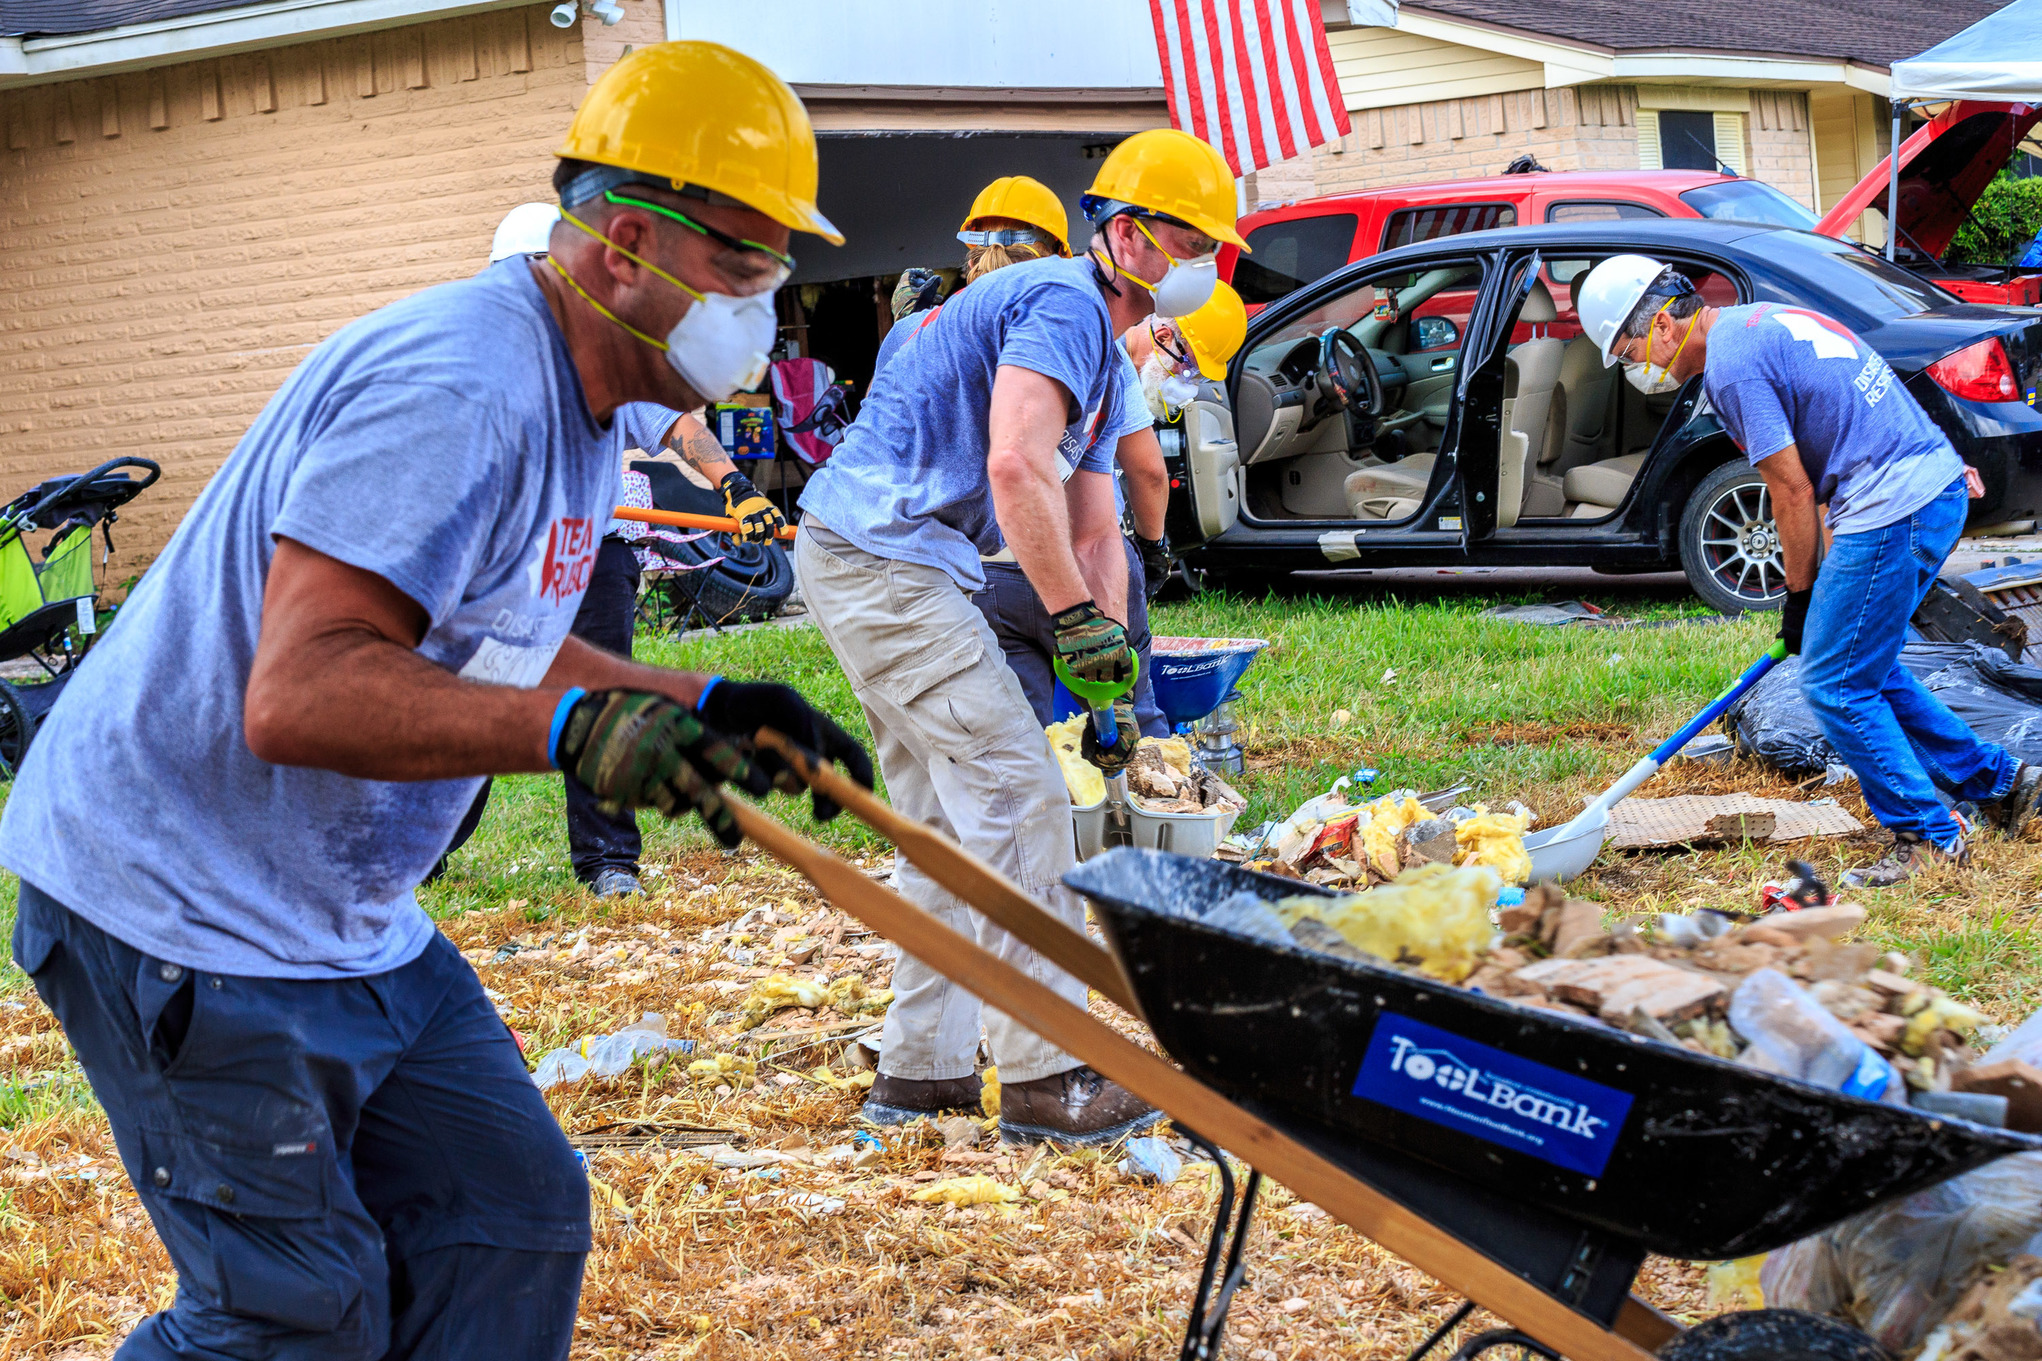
[1050,600,1134,687]
[719,470,786,544]
[549,689,771,848]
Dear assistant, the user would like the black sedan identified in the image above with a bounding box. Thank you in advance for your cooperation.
[1158,219,2042,611]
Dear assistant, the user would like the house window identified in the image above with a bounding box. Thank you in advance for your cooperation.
[1637,109,1746,175]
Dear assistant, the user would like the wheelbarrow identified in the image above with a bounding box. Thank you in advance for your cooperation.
[731,735,2035,1361]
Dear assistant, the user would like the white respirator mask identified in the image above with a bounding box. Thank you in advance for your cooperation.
[1624,361,1682,396]
[552,208,778,402]
[664,290,775,402]
[1106,215,1219,319]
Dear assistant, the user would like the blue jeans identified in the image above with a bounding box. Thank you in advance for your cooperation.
[12,884,589,1360]
[1801,476,2018,845]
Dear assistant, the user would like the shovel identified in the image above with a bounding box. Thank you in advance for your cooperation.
[1053,653,1140,838]
[1529,639,1788,880]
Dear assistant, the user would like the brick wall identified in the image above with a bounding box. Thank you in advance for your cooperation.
[0,5,590,574]
[1748,91,1815,211]
[1294,85,1641,196]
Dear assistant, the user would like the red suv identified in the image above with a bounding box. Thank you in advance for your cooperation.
[1218,100,2042,312]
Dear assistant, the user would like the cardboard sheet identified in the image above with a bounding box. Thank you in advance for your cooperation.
[1607,794,1863,849]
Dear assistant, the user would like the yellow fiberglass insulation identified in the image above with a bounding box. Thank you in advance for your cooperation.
[1044,716,1106,806]
[1358,794,1425,875]
[1274,863,1500,982]
[1044,718,1189,806]
[1454,809,1532,885]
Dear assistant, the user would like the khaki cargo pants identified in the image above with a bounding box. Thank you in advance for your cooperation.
[795,522,1085,1085]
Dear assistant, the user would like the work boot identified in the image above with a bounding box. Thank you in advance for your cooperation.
[862,1073,983,1126]
[589,868,643,898]
[1840,833,1970,890]
[999,1065,1163,1146]
[1981,763,2042,838]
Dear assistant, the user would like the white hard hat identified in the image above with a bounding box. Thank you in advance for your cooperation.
[1576,254,1670,367]
[490,202,562,262]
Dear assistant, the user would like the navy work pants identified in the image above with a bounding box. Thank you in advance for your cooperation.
[12,883,590,1360]
[563,536,643,882]
[973,536,1168,738]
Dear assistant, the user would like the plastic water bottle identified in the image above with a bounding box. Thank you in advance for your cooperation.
[1730,969,1904,1103]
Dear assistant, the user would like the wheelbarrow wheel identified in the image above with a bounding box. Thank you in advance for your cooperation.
[1658,1310,1891,1361]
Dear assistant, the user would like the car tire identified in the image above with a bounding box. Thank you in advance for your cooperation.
[642,534,794,627]
[1679,461,1789,614]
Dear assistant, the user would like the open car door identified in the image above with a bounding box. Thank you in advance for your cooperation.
[1159,396,1241,552]
[1453,252,1540,543]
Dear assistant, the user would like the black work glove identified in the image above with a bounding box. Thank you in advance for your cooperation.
[1779,588,1813,656]
[1135,534,1171,602]
[718,470,786,544]
[696,678,875,822]
[551,690,770,848]
[1080,699,1140,774]
[1050,600,1134,687]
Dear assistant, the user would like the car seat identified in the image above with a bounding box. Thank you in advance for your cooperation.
[1497,280,1563,527]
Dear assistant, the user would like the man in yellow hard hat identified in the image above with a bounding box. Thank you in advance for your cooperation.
[0,43,868,1359]
[795,128,1244,1145]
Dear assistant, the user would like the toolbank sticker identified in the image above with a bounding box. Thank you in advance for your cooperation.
[1354,1013,1633,1177]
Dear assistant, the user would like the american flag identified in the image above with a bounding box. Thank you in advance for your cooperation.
[1145,0,1353,177]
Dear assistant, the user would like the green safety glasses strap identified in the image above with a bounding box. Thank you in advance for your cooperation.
[603,190,795,279]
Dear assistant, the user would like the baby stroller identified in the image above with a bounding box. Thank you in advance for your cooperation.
[0,457,160,772]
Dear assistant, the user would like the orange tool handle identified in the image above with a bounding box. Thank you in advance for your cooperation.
[611,506,797,542]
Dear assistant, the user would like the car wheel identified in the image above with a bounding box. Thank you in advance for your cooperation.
[1679,462,1789,614]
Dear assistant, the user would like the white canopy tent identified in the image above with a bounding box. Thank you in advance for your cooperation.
[1890,0,2042,103]
[1879,0,2042,257]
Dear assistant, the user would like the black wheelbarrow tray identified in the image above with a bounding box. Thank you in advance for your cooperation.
[1066,847,2042,1361]
[728,756,2034,1361]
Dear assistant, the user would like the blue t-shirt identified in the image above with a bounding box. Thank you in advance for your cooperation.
[1107,343,1155,519]
[799,255,1128,590]
[1704,302,1963,535]
[607,402,681,536]
[0,258,627,979]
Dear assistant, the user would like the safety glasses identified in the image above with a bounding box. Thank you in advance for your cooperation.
[604,191,794,293]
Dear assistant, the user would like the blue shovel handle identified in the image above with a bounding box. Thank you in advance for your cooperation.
[1091,701,1119,751]
[1646,639,1788,765]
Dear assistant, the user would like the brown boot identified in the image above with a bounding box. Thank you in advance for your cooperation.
[861,1072,982,1126]
[999,1065,1163,1146]
[1840,832,1969,890]
[1982,763,2042,838]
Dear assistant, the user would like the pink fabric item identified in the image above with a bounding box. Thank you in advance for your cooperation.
[769,358,838,466]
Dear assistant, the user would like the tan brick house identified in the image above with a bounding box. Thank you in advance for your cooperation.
[1250,0,2011,243]
[0,0,665,571]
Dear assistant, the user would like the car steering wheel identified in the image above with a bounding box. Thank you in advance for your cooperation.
[1309,328,1383,439]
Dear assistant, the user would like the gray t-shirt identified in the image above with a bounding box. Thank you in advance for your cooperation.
[0,258,632,979]
[799,255,1127,591]
[1704,302,1963,534]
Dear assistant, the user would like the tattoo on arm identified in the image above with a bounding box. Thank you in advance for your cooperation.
[668,417,736,479]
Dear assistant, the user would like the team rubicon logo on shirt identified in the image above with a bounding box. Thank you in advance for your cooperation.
[527,516,595,606]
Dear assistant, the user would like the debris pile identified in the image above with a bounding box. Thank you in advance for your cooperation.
[1124,741,1245,815]
[1236,780,1534,889]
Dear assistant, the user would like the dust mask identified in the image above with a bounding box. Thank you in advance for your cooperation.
[664,291,775,402]
[552,209,777,402]
[1623,307,1698,397]
[1103,217,1219,319]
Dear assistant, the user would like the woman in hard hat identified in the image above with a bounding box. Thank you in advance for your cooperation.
[880,173,1070,356]
[796,128,1244,1146]
[2,44,870,1359]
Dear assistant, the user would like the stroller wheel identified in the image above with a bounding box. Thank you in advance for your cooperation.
[0,680,33,776]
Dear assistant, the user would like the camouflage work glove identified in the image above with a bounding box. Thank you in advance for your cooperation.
[1050,600,1134,687]
[718,470,785,544]
[550,689,771,848]
[1080,698,1140,774]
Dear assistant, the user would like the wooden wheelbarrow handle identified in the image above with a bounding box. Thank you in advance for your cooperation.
[729,748,1664,1361]
[756,731,1142,1018]
[611,505,798,542]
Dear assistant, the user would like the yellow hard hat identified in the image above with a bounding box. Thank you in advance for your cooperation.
[960,176,1070,255]
[1082,128,1247,251]
[1172,281,1248,379]
[557,42,842,244]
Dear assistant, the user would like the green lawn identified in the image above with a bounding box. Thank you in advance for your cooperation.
[7,577,2037,1014]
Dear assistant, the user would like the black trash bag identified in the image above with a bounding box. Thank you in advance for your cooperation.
[1724,643,2042,778]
